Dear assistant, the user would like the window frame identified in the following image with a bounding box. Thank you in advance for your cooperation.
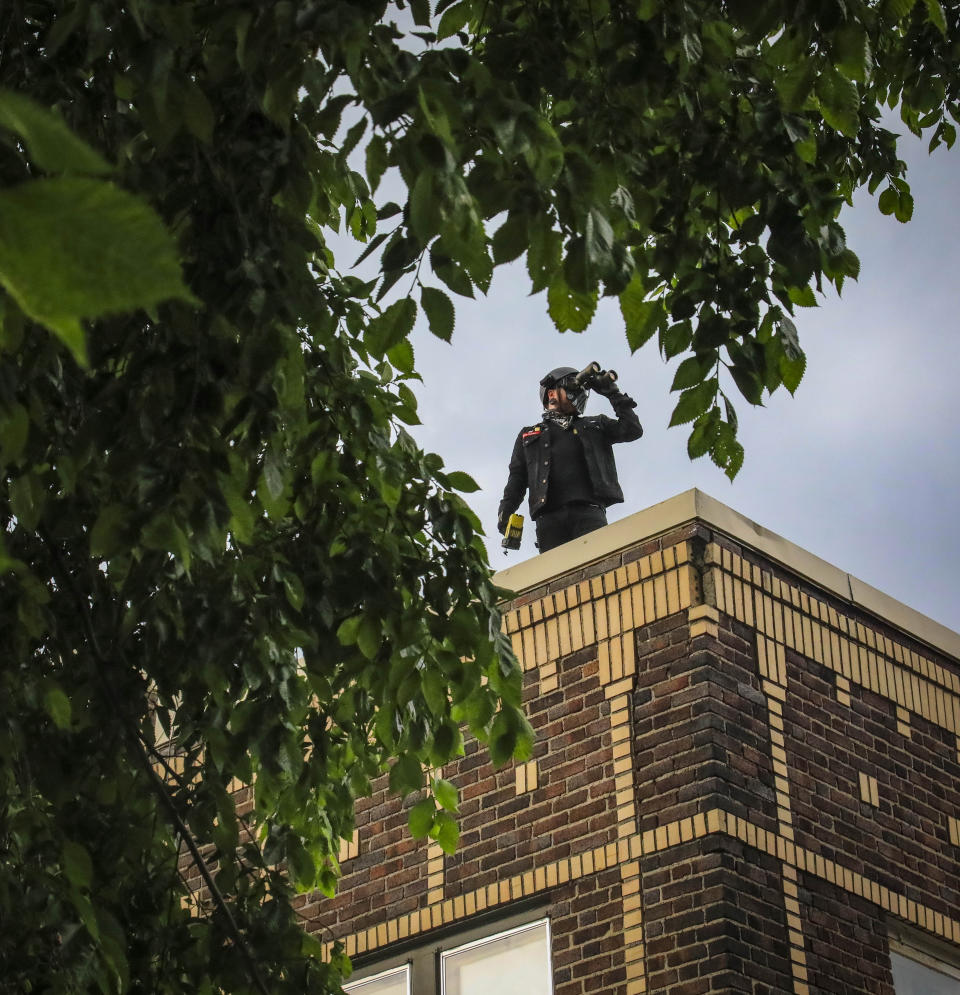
[342,962,412,994]
[343,905,552,995]
[439,916,553,995]
[889,922,960,990]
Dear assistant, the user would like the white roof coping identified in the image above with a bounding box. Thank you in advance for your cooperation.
[493,488,960,663]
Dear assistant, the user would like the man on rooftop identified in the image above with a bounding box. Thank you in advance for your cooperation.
[498,364,643,554]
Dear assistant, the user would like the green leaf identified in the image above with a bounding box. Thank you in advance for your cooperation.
[365,297,416,357]
[757,310,776,343]
[420,286,455,342]
[492,214,527,265]
[387,339,415,373]
[0,402,29,467]
[779,353,806,394]
[430,242,475,299]
[340,118,368,160]
[923,0,947,33]
[723,392,739,435]
[356,617,380,660]
[437,1,471,39]
[433,777,458,813]
[409,0,431,25]
[286,837,315,889]
[0,178,196,365]
[524,119,564,186]
[68,889,100,943]
[729,365,764,405]
[794,137,817,164]
[671,355,709,391]
[0,90,112,175]
[142,514,192,574]
[620,278,664,352]
[90,504,130,559]
[661,319,692,360]
[44,685,72,729]
[883,0,917,21]
[431,810,460,854]
[444,470,480,493]
[878,187,898,215]
[894,189,914,223]
[669,378,717,426]
[389,753,423,796]
[421,669,448,716]
[778,314,802,359]
[408,798,435,838]
[365,133,388,192]
[178,77,215,143]
[263,446,284,501]
[584,208,614,270]
[62,840,93,890]
[512,715,534,762]
[0,294,25,353]
[687,406,720,460]
[282,572,304,611]
[775,60,817,111]
[96,908,130,991]
[687,408,720,459]
[834,22,870,83]
[682,33,703,63]
[10,472,45,530]
[709,420,745,480]
[835,249,861,279]
[409,170,441,242]
[336,615,362,646]
[721,441,745,480]
[547,274,597,333]
[562,237,591,294]
[816,68,859,138]
[222,478,255,545]
[489,722,517,766]
[526,222,562,295]
[788,284,817,307]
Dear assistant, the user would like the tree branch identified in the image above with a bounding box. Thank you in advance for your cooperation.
[39,530,273,995]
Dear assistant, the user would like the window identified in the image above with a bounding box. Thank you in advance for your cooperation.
[890,926,960,994]
[441,919,552,995]
[343,912,552,995]
[343,964,411,995]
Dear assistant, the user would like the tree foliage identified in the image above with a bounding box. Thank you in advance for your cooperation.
[0,0,957,992]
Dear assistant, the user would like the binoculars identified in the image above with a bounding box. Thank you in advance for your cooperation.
[540,362,618,393]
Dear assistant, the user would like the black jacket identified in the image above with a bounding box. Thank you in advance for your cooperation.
[498,390,642,522]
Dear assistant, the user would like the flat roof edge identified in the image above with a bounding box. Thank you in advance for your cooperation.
[493,488,960,663]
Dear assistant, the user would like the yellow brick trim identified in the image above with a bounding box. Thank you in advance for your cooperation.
[690,616,719,639]
[859,772,879,808]
[515,759,538,795]
[427,840,444,905]
[713,558,959,736]
[689,604,720,623]
[325,809,960,968]
[337,830,359,863]
[621,855,646,995]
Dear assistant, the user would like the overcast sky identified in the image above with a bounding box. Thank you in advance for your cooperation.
[334,123,959,633]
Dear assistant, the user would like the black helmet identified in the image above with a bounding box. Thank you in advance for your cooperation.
[539,366,589,414]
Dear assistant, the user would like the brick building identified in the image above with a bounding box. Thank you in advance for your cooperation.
[313,489,960,994]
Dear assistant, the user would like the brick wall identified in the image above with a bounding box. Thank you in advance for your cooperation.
[310,514,960,995]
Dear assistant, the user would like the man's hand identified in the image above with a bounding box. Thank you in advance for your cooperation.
[498,511,511,535]
[591,371,619,397]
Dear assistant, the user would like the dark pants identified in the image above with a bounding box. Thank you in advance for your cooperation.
[535,503,607,553]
